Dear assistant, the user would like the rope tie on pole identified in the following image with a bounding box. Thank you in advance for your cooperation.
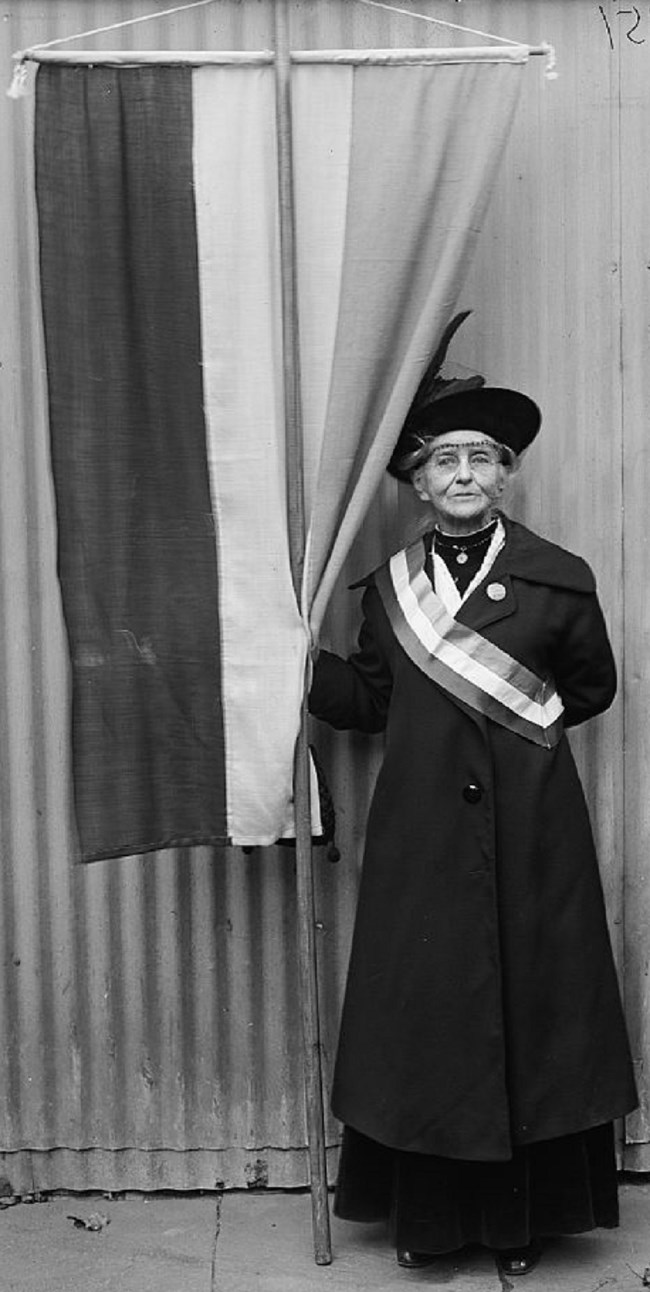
[8,0,219,96]
[354,0,558,78]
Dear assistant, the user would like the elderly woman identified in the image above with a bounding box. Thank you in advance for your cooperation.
[309,316,637,1277]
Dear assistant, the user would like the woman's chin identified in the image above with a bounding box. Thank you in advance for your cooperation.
[436,502,493,531]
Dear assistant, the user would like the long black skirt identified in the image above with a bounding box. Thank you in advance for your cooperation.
[334,1123,619,1254]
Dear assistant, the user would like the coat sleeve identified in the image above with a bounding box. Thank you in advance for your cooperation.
[550,589,617,728]
[308,586,393,733]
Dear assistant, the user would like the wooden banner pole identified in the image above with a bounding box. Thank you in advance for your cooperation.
[273,0,333,1266]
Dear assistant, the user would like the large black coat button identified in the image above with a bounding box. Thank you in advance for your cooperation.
[463,783,483,804]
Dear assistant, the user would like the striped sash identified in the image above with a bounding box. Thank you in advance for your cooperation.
[375,542,564,749]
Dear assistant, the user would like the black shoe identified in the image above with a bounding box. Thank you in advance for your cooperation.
[396,1248,437,1269]
[495,1241,542,1276]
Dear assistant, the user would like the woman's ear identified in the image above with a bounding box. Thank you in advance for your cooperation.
[493,464,512,499]
[411,467,431,503]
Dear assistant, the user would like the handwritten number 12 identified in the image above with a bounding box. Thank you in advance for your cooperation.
[599,4,645,46]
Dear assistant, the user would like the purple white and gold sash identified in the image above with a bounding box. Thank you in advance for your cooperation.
[375,541,564,749]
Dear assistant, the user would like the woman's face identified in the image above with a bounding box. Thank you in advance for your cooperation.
[411,429,509,535]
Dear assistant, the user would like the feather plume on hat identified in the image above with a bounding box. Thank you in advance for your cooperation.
[404,310,485,415]
[387,311,541,482]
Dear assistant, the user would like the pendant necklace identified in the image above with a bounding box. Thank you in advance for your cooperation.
[435,520,497,566]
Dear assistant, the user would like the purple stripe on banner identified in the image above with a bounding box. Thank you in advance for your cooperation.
[35,65,227,861]
[375,563,563,750]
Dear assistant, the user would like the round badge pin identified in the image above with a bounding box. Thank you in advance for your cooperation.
[486,582,507,602]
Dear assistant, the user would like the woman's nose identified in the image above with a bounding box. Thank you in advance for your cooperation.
[455,454,473,482]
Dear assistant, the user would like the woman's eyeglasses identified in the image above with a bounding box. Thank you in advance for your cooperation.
[426,444,502,477]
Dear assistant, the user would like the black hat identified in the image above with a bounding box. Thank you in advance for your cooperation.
[387,312,541,482]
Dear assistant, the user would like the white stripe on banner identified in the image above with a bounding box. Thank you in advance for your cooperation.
[193,66,315,846]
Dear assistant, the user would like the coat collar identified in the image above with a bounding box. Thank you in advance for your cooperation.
[354,515,596,623]
[494,516,595,592]
[452,516,595,632]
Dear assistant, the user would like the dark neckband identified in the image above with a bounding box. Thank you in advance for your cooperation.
[433,518,498,551]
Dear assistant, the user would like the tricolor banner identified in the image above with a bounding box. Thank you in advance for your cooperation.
[34,53,528,861]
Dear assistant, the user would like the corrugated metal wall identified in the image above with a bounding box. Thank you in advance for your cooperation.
[0,0,649,1192]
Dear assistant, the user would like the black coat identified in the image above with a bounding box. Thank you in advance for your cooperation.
[310,517,637,1161]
